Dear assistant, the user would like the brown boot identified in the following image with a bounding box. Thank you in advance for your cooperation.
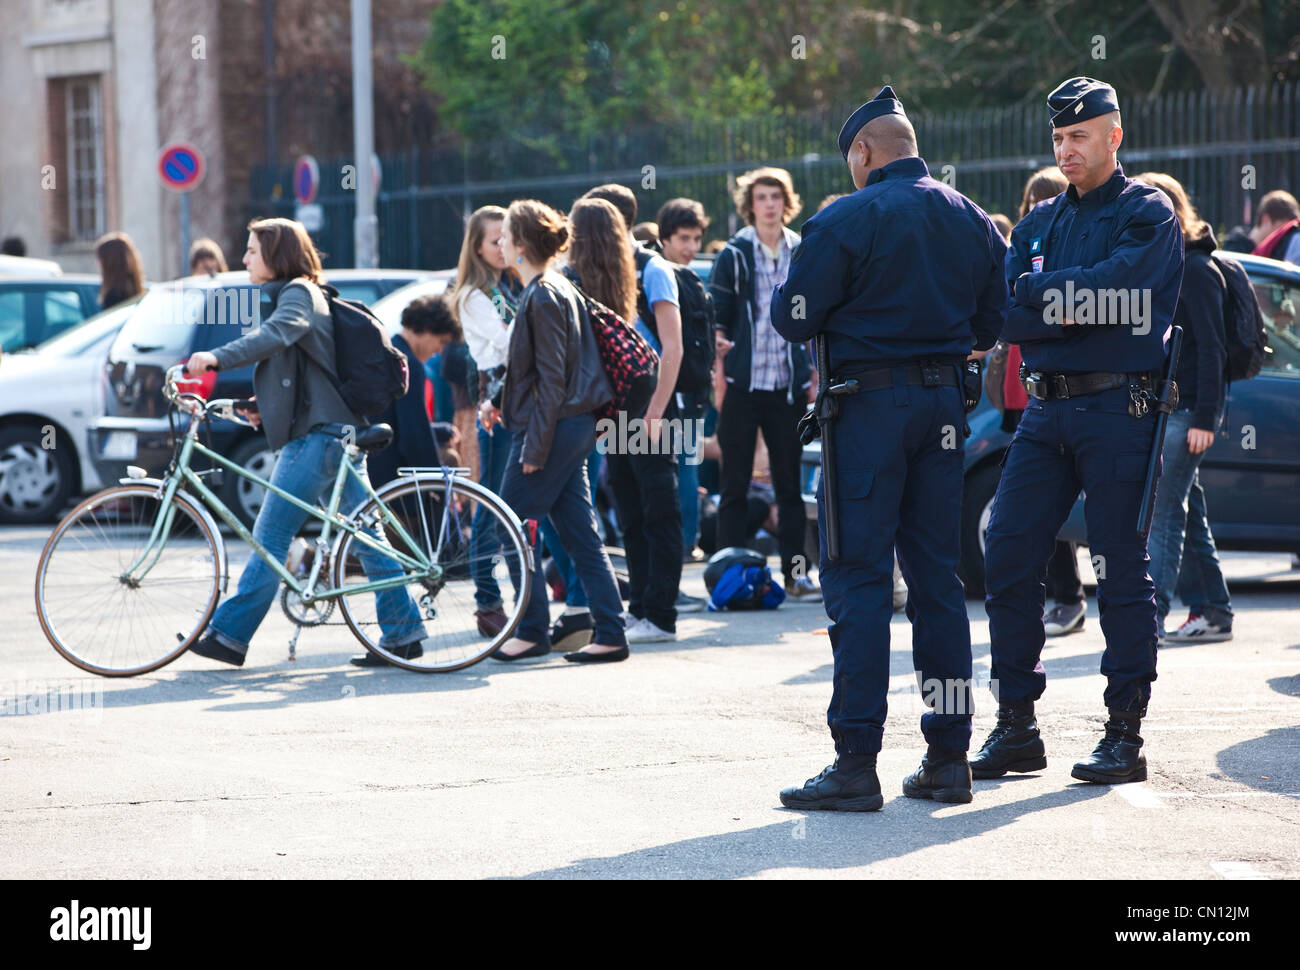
[475,607,507,638]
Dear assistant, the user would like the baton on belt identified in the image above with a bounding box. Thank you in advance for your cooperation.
[1136,325,1184,540]
[815,334,842,562]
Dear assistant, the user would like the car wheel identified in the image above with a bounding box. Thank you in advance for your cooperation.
[959,461,1003,598]
[220,435,278,529]
[0,425,76,524]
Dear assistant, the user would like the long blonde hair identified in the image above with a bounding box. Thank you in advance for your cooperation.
[451,206,507,317]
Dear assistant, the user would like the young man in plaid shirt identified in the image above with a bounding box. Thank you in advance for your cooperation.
[710,167,821,600]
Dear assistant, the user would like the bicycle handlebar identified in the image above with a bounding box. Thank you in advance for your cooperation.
[162,364,260,429]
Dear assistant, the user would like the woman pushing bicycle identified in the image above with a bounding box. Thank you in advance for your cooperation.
[183,217,429,667]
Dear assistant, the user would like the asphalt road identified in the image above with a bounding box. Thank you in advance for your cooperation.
[3,524,1298,879]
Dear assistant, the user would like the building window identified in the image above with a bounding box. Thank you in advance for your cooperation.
[65,77,105,242]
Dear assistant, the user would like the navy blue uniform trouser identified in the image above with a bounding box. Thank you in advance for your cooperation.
[819,381,972,755]
[983,387,1159,714]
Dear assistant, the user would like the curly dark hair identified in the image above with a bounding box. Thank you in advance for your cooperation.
[400,293,463,339]
[656,198,709,242]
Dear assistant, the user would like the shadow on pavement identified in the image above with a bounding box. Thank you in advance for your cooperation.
[11,651,496,714]
[511,784,1108,879]
[1211,674,1300,797]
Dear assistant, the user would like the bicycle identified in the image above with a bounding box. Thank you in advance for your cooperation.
[35,365,533,676]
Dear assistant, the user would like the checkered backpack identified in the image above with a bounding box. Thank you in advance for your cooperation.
[563,269,660,420]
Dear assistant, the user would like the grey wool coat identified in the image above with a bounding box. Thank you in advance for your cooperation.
[210,278,360,450]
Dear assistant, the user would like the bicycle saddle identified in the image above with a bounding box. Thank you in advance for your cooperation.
[354,423,394,453]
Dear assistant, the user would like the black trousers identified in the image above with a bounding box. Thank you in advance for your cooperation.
[607,440,682,633]
[717,386,807,579]
[1046,540,1084,607]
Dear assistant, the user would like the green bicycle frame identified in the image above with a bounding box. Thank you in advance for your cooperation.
[121,432,446,602]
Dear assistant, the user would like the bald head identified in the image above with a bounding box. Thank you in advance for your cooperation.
[860,114,919,161]
[846,113,919,188]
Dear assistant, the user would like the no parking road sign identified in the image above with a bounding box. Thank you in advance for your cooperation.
[157,143,205,192]
[158,143,204,278]
[293,155,320,204]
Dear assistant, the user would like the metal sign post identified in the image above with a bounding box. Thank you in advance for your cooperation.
[158,143,206,276]
[351,0,378,268]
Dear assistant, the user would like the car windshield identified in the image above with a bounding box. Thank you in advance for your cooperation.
[26,293,144,357]
[108,281,260,358]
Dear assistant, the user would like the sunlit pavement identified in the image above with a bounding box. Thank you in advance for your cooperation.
[3,524,1297,879]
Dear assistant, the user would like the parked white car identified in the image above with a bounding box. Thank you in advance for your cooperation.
[0,254,63,277]
[0,295,142,523]
[369,273,455,334]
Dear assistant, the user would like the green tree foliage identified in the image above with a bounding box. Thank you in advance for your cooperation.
[414,0,1300,145]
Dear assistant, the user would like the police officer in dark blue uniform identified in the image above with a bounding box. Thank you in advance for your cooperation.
[974,78,1184,785]
[771,87,1007,810]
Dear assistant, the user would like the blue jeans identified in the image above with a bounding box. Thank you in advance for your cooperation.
[537,450,601,609]
[498,415,626,647]
[1175,477,1233,624]
[678,398,704,551]
[472,423,518,610]
[1148,409,1232,634]
[208,430,426,654]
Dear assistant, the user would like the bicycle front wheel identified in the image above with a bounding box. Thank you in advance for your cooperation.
[35,485,222,677]
[333,475,532,672]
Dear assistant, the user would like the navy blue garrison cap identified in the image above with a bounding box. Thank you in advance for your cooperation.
[1048,77,1119,128]
[838,86,907,159]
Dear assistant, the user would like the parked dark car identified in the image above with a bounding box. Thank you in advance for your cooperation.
[803,251,1300,595]
[0,275,102,353]
[90,269,437,527]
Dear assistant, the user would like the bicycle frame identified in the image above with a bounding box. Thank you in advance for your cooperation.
[121,427,447,604]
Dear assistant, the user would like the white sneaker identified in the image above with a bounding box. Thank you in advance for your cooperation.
[624,617,676,643]
[784,575,823,602]
[1162,614,1232,643]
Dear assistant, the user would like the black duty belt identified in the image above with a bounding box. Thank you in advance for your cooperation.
[829,360,963,395]
[1021,370,1156,401]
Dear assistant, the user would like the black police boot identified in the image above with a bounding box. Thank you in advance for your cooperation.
[779,754,883,812]
[902,745,973,804]
[1071,710,1147,784]
[970,700,1047,779]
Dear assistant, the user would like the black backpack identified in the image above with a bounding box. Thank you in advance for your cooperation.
[634,247,716,395]
[1209,253,1267,382]
[288,282,408,419]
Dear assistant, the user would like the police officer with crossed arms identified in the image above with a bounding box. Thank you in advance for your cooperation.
[975,78,1183,786]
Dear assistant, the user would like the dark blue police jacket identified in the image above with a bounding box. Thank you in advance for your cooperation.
[1003,164,1184,374]
[771,156,1007,368]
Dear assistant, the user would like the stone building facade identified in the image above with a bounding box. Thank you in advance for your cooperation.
[0,0,438,278]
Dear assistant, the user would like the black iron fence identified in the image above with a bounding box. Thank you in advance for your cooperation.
[249,83,1300,271]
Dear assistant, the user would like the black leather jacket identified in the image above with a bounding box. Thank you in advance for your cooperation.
[501,270,611,468]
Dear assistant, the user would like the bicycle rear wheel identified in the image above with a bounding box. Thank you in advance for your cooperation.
[333,475,532,671]
[35,485,222,676]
